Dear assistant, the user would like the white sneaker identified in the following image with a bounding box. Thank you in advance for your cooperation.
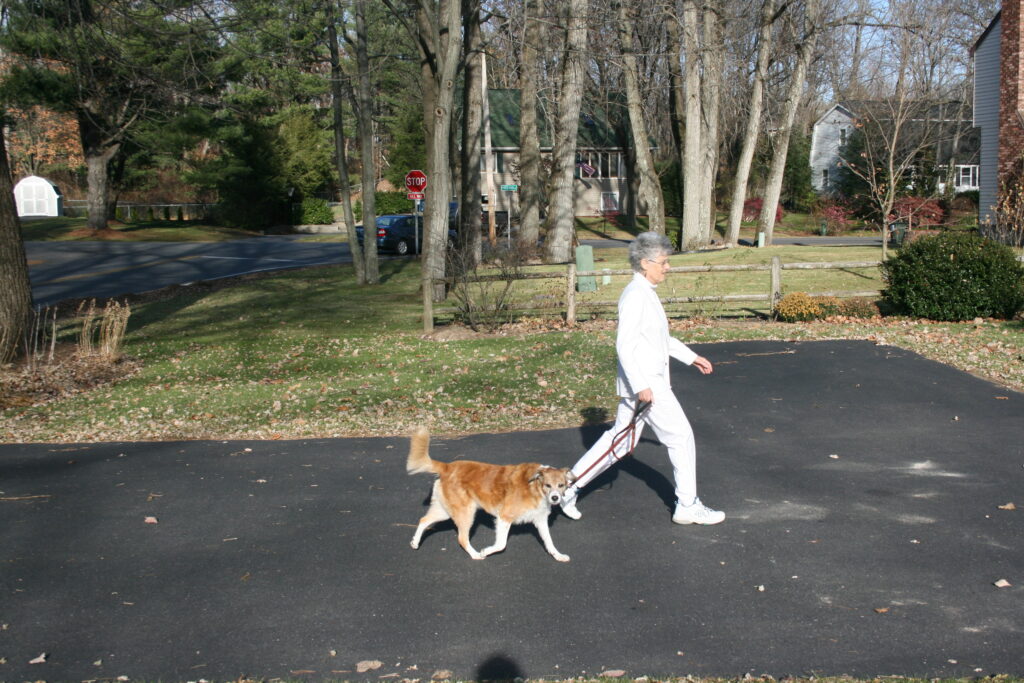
[672,498,725,525]
[561,496,582,520]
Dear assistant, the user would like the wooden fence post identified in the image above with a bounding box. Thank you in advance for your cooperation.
[423,276,434,334]
[566,263,577,325]
[770,256,782,313]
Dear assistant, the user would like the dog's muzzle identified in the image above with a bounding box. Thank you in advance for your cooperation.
[549,493,563,505]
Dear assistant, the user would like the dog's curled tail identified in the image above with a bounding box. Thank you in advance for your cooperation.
[407,426,439,476]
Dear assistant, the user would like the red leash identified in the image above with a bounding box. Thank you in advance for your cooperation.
[573,399,652,484]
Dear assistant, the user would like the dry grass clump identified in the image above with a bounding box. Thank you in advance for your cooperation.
[0,300,136,411]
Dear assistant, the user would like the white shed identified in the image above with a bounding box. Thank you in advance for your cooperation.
[14,175,64,217]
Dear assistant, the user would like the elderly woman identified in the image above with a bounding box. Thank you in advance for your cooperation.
[561,231,724,525]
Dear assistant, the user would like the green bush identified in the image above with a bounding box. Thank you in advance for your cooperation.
[881,232,1024,320]
[293,197,334,225]
[354,192,415,222]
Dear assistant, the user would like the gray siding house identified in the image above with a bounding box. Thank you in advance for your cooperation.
[973,12,1002,224]
[810,101,980,196]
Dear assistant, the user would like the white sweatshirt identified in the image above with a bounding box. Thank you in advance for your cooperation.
[615,272,698,397]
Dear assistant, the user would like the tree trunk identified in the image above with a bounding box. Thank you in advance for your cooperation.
[460,0,484,266]
[78,112,119,234]
[617,0,665,235]
[0,122,33,363]
[698,1,723,245]
[680,0,702,250]
[726,0,775,246]
[518,0,543,251]
[422,0,463,301]
[355,0,380,284]
[544,0,588,263]
[667,15,687,243]
[758,0,818,247]
[327,14,365,285]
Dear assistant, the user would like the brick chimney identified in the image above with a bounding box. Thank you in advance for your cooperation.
[998,0,1024,179]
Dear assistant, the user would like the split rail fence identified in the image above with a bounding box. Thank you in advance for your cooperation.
[429,256,882,331]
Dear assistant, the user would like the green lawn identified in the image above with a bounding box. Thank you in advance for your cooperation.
[3,243,1021,444]
[20,216,264,241]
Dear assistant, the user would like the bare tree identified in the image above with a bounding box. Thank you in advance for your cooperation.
[517,0,544,251]
[353,0,381,284]
[616,0,666,234]
[384,0,467,302]
[725,0,777,246]
[757,0,819,247]
[543,0,588,263]
[460,0,484,266]
[327,11,366,285]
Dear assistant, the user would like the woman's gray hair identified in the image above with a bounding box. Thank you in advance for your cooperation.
[628,231,673,272]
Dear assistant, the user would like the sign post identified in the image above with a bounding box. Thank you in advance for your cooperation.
[405,170,427,255]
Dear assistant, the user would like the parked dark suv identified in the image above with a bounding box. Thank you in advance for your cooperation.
[355,214,457,255]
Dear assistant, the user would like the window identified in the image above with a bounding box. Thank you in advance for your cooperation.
[601,192,620,213]
[575,151,625,179]
[822,169,829,187]
[840,128,847,145]
[956,165,979,189]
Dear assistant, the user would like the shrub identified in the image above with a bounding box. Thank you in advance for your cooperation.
[888,196,946,228]
[355,192,415,221]
[836,297,881,319]
[777,292,822,321]
[293,197,334,225]
[881,232,1024,320]
[818,200,854,233]
[742,197,784,224]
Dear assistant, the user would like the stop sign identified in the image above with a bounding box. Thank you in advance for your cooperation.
[405,170,428,192]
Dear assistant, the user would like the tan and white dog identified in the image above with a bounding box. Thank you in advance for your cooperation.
[406,426,576,562]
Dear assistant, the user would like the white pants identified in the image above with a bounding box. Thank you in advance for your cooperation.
[567,386,697,506]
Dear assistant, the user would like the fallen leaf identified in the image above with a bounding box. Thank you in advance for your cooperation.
[291,670,316,675]
[763,427,775,433]
[432,669,453,680]
[874,607,890,614]
[357,660,383,673]
[601,670,627,678]
[994,579,1011,588]
[998,502,1016,510]
[144,516,158,524]
[29,653,47,664]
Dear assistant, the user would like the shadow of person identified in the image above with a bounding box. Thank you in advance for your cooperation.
[475,653,524,682]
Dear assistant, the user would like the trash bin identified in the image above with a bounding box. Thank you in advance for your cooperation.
[889,221,907,247]
[819,221,828,236]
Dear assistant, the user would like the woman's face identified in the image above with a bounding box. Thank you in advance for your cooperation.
[641,251,671,285]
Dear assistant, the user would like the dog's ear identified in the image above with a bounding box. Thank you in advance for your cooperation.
[529,466,549,483]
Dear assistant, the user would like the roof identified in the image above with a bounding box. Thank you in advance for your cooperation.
[971,10,1000,56]
[485,88,624,150]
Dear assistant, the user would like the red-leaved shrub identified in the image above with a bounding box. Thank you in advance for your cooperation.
[742,197,784,223]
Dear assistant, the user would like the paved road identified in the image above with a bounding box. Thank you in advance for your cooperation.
[25,237,353,307]
[1,340,1021,681]
[26,235,882,307]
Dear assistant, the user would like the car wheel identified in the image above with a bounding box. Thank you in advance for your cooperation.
[396,239,410,256]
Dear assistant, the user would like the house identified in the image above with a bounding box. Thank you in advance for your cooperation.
[810,101,980,196]
[972,1,1024,227]
[479,89,642,218]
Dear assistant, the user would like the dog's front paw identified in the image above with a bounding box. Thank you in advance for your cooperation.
[410,539,420,550]
[552,552,570,562]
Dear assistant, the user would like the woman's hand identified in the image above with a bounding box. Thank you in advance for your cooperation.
[637,388,654,403]
[692,356,713,375]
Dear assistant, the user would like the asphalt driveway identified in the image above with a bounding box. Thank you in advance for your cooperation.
[1,340,1021,681]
